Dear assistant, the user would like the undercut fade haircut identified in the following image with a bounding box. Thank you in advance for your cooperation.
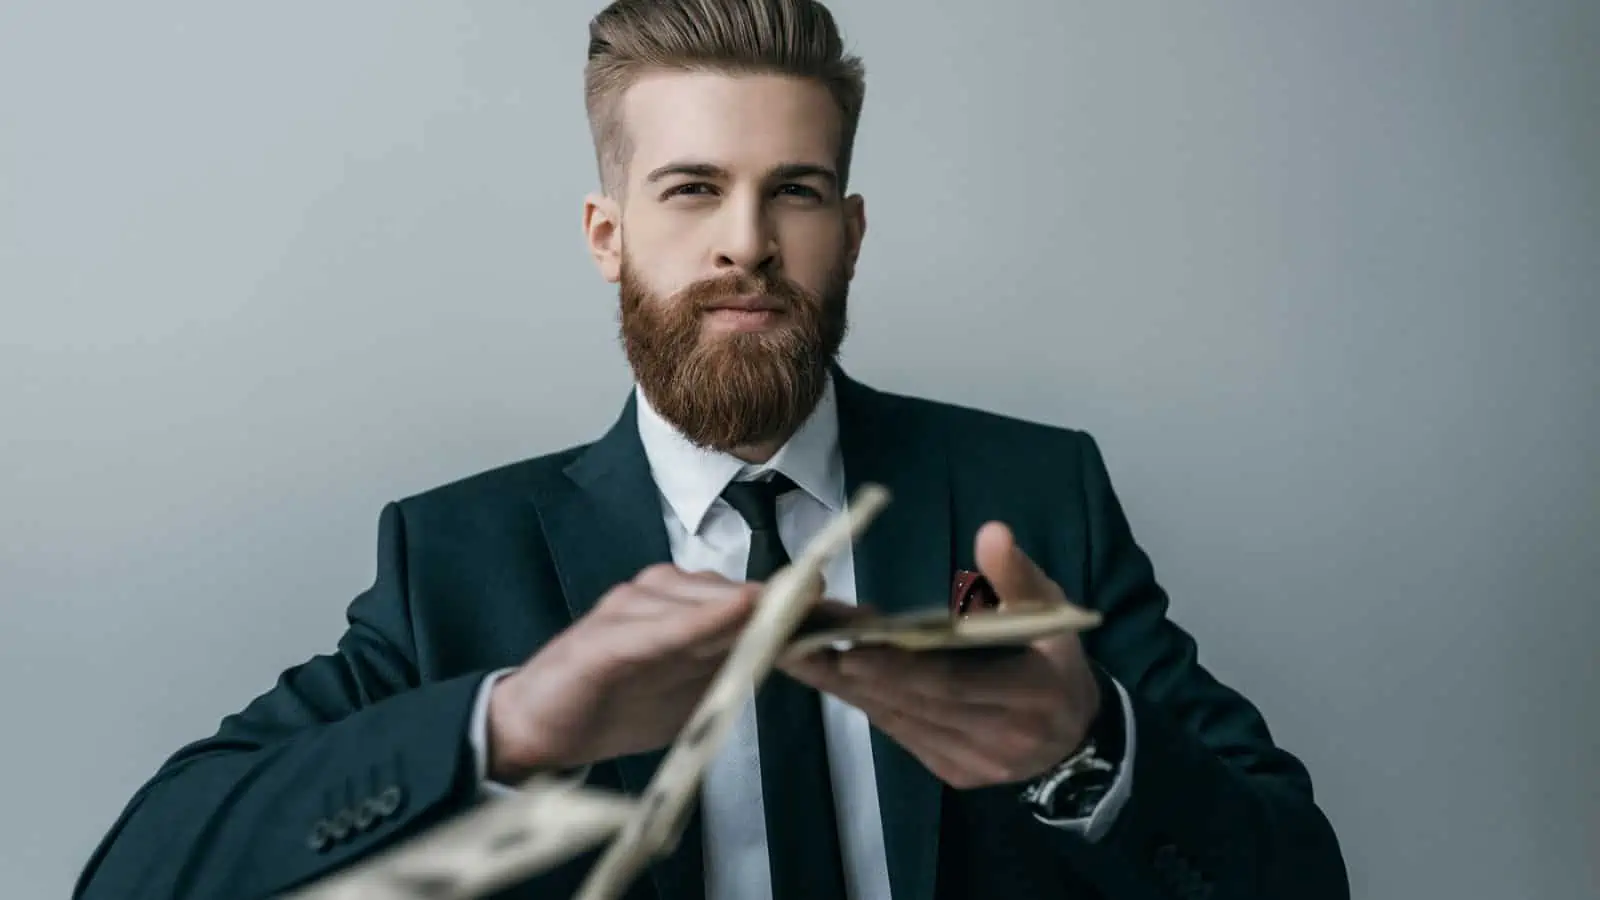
[583,0,866,199]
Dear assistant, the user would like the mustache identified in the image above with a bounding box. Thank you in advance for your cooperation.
[674,271,815,312]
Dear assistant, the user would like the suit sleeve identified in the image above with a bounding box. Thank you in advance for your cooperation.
[1063,433,1350,900]
[72,502,496,900]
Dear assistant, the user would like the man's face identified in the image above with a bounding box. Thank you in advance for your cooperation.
[584,71,866,454]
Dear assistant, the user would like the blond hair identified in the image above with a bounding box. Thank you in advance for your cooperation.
[584,0,866,198]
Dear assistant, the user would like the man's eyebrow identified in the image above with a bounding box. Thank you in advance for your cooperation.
[771,163,838,187]
[643,161,839,187]
[645,162,729,183]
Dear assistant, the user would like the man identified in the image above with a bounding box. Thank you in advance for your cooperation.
[74,1,1348,898]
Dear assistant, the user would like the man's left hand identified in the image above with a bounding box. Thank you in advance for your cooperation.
[783,522,1102,790]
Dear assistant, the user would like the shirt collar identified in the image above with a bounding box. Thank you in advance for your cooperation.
[635,374,846,535]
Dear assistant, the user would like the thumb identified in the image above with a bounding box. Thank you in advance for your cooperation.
[974,521,1060,609]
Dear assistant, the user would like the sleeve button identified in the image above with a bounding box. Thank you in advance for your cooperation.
[329,808,355,841]
[375,785,404,817]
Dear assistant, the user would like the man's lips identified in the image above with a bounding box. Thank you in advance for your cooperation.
[701,294,786,313]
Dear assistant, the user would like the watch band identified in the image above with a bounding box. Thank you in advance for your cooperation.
[1021,737,1116,821]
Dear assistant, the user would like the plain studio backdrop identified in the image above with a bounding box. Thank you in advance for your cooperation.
[2,1,1596,897]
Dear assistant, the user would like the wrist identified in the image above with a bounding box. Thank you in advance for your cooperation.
[487,676,557,783]
[1071,660,1106,753]
[1021,662,1126,821]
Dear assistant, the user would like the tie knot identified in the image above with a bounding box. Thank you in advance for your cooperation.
[720,473,797,534]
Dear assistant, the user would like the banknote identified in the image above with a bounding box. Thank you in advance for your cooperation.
[781,602,1101,661]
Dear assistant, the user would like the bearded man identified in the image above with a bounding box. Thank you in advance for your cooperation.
[74,2,1347,899]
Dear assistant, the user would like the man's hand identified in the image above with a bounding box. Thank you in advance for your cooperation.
[783,522,1102,789]
[487,564,759,781]
[488,564,865,782]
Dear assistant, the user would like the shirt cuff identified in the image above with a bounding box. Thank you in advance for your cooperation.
[1034,673,1136,841]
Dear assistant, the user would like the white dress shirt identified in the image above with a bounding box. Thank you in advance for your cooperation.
[467,375,1136,899]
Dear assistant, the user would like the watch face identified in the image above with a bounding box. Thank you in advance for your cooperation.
[1046,772,1114,820]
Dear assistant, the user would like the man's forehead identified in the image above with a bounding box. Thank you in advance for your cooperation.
[621,70,841,173]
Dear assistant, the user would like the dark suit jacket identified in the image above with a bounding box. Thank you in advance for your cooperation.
[74,371,1348,900]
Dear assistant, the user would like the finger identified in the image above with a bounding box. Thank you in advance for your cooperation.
[646,651,728,686]
[622,576,761,620]
[974,522,1060,609]
[667,585,757,638]
[788,650,1011,726]
[598,589,755,666]
[839,656,1021,723]
[828,672,969,742]
[599,583,759,664]
[831,646,1058,708]
[684,622,752,659]
[830,684,1008,787]
[788,655,1048,787]
[604,582,749,618]
[780,646,846,685]
[630,564,749,606]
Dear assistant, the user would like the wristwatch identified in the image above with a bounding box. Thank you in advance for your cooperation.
[1020,664,1125,822]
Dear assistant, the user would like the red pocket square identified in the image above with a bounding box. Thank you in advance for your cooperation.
[949,569,1000,617]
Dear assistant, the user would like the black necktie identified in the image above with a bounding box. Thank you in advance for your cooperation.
[720,475,850,900]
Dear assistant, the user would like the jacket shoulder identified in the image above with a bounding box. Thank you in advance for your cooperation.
[390,442,589,520]
[868,383,1093,464]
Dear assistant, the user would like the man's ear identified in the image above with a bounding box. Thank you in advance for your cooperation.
[843,193,867,280]
[583,192,623,283]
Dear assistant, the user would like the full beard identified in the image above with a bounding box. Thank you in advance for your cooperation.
[617,254,849,453]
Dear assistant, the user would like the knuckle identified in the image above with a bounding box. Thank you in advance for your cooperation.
[597,639,650,673]
[634,562,681,587]
[685,567,734,585]
[598,582,642,610]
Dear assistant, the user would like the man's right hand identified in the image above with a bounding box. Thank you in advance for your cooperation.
[486,564,760,783]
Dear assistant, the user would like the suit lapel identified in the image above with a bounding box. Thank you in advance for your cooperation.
[835,370,952,900]
[532,390,703,900]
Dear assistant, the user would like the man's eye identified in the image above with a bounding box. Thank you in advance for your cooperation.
[775,183,824,200]
[664,183,716,198]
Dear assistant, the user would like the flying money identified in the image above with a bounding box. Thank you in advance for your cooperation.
[286,484,1102,900]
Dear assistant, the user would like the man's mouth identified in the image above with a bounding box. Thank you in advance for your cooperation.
[701,294,786,313]
[700,297,787,333]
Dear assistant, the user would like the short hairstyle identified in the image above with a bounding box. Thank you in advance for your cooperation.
[583,0,867,198]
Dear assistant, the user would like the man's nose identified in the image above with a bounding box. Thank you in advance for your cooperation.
[712,203,779,273]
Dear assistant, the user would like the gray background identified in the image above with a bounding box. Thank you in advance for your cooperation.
[2,1,1596,897]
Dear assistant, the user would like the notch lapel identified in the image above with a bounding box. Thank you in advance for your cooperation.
[531,390,703,900]
[835,370,952,900]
